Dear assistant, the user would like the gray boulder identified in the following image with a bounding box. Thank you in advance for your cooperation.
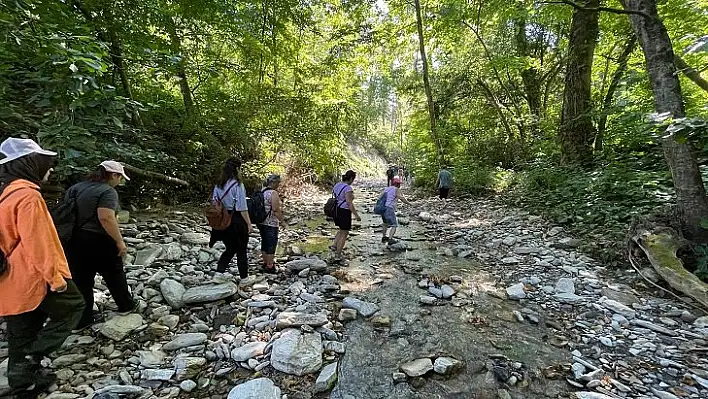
[342,297,380,317]
[182,283,237,304]
[227,378,281,399]
[162,333,207,351]
[285,258,327,272]
[271,329,323,376]
[160,279,186,309]
[100,314,144,341]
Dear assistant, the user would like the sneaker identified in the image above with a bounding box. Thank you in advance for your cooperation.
[381,237,389,243]
[117,300,140,316]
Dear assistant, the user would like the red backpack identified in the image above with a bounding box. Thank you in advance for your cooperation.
[204,182,237,230]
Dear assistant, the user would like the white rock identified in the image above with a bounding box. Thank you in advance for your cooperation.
[554,292,584,304]
[401,358,433,377]
[284,258,327,272]
[164,242,183,261]
[180,232,210,245]
[162,333,208,351]
[601,299,636,319]
[137,350,166,368]
[227,378,281,399]
[315,362,338,393]
[180,380,197,392]
[555,278,575,294]
[231,342,267,362]
[342,297,380,317]
[276,312,328,329]
[433,357,461,375]
[506,283,526,300]
[160,279,186,309]
[100,314,144,341]
[271,329,323,376]
[141,368,174,381]
[574,393,614,399]
[694,316,708,328]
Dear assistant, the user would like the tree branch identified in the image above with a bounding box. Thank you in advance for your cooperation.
[122,164,190,186]
[541,0,653,20]
[675,55,708,93]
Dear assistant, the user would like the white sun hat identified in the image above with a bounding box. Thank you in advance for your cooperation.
[100,160,131,181]
[0,138,57,164]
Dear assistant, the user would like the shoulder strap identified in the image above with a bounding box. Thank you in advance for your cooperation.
[334,185,347,207]
[217,181,239,203]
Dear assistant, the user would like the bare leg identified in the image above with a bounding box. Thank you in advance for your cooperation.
[335,230,349,257]
[382,223,389,241]
[388,226,397,240]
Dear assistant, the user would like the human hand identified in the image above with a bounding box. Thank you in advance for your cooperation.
[117,241,128,257]
[55,281,68,293]
[247,223,254,234]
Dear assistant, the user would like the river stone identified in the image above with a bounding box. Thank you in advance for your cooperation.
[694,316,708,328]
[180,380,197,392]
[94,386,145,396]
[160,279,186,309]
[506,283,526,300]
[162,333,207,351]
[342,297,380,317]
[164,242,183,261]
[433,357,461,375]
[173,356,207,380]
[180,232,210,245]
[101,314,144,341]
[601,299,636,319]
[276,312,328,329]
[440,285,455,299]
[141,369,174,381]
[315,362,338,393]
[0,359,8,391]
[231,342,267,362]
[227,378,281,399]
[574,393,615,399]
[555,278,575,294]
[182,283,237,304]
[134,245,163,267]
[284,258,327,272]
[554,292,584,304]
[601,287,639,306]
[271,329,323,376]
[401,358,433,377]
[137,350,166,368]
[52,354,87,368]
[116,210,130,224]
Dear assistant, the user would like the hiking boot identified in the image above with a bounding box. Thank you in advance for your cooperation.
[381,236,389,243]
[117,300,140,316]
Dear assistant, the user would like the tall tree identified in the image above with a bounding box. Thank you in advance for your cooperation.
[623,0,708,242]
[558,0,600,165]
[413,0,444,163]
[165,16,197,123]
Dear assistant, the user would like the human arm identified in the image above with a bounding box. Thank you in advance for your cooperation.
[271,191,286,226]
[18,194,68,292]
[397,188,412,205]
[96,188,126,256]
[345,190,361,221]
[233,183,253,233]
[98,208,127,256]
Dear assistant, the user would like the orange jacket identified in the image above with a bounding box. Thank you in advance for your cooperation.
[0,179,71,316]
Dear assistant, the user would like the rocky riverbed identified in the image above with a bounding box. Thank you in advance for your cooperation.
[0,183,706,399]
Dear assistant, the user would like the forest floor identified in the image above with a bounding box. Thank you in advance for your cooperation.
[1,181,707,399]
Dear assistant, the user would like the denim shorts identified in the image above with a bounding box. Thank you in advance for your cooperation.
[382,207,398,226]
[259,225,279,255]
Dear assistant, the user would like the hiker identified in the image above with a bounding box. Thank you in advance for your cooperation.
[64,161,137,331]
[379,176,412,243]
[209,157,253,278]
[332,170,361,261]
[435,166,453,207]
[259,174,285,273]
[0,138,85,396]
[386,166,395,186]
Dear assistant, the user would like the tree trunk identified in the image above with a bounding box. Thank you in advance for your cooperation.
[596,35,636,152]
[515,16,542,138]
[559,0,600,166]
[166,17,197,122]
[623,0,708,242]
[413,0,444,164]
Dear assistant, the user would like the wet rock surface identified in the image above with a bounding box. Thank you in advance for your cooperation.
[0,183,705,399]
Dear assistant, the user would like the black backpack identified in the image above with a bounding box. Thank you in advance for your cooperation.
[0,186,35,276]
[247,188,272,225]
[51,185,110,245]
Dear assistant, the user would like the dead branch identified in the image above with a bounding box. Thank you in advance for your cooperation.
[122,163,190,186]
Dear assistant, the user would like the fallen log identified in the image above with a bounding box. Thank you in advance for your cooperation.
[633,229,708,311]
[122,163,190,187]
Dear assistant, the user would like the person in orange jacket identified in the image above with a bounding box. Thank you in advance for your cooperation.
[0,138,85,397]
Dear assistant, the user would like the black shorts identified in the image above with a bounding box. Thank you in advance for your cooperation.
[334,208,352,231]
[439,188,450,199]
[259,225,279,255]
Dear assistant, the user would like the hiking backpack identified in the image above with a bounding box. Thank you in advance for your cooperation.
[204,181,238,230]
[51,185,110,245]
[324,186,346,218]
[373,191,387,215]
[247,188,272,225]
